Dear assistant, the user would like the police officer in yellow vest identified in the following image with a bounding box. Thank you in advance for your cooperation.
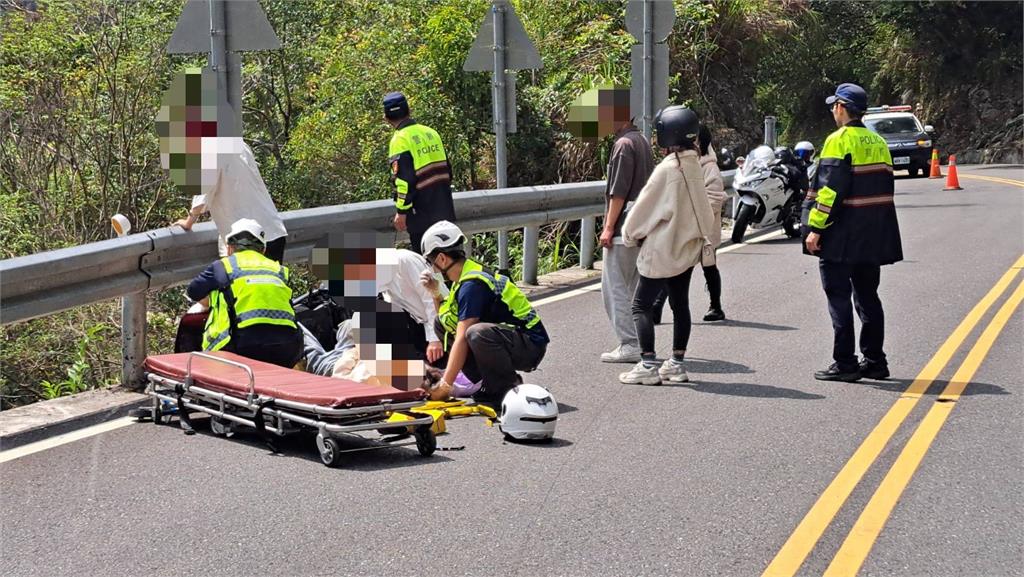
[802,83,903,382]
[384,92,457,255]
[419,221,549,407]
[186,218,302,368]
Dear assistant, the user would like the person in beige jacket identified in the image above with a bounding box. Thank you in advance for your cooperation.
[650,124,728,323]
[619,107,716,385]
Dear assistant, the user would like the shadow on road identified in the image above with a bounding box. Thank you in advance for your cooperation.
[657,380,826,399]
[896,203,978,209]
[684,357,756,375]
[757,236,802,245]
[504,437,575,449]
[162,415,456,471]
[557,402,579,414]
[860,378,1011,397]
[695,319,797,331]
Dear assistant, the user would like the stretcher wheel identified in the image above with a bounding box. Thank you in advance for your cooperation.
[317,434,343,468]
[413,425,436,457]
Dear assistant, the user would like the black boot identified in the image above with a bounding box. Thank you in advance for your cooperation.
[814,362,861,382]
[859,359,890,380]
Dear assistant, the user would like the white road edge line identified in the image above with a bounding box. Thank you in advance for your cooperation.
[533,228,787,308]
[0,229,788,461]
[0,416,136,464]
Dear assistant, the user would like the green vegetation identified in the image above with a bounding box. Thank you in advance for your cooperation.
[1,0,1020,408]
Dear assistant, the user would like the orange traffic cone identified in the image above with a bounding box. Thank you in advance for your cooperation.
[928,149,943,178]
[943,155,963,190]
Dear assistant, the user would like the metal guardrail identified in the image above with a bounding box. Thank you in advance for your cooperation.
[0,172,733,386]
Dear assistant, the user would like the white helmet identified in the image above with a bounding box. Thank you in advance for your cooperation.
[420,220,465,257]
[499,384,558,441]
[794,141,815,162]
[225,218,266,246]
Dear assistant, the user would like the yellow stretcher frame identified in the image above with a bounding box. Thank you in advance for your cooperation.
[387,400,497,435]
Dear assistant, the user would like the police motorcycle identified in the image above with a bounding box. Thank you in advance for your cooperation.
[730,145,809,243]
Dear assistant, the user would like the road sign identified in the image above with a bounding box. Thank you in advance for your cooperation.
[625,0,675,43]
[464,0,542,72]
[630,43,669,131]
[167,0,280,54]
[166,0,281,134]
[464,0,541,271]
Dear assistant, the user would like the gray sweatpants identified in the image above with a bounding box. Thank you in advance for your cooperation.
[301,320,354,377]
[601,243,640,347]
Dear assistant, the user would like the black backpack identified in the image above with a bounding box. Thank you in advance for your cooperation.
[291,288,351,351]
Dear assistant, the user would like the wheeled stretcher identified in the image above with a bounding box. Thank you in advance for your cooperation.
[142,351,437,467]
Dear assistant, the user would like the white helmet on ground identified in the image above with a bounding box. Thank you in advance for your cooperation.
[420,220,466,257]
[499,384,558,441]
[225,218,266,246]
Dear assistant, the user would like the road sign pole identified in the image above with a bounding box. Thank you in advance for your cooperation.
[206,1,235,130]
[642,0,653,140]
[492,1,510,271]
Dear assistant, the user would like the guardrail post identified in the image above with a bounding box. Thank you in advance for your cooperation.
[522,225,539,285]
[121,292,147,389]
[464,235,474,259]
[498,230,509,271]
[580,216,595,269]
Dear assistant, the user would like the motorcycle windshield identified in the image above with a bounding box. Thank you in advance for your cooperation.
[735,157,771,186]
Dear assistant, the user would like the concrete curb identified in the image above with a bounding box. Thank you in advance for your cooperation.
[0,223,782,450]
[0,388,149,451]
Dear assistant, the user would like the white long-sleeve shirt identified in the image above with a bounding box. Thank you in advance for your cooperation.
[191,139,287,255]
[375,249,448,343]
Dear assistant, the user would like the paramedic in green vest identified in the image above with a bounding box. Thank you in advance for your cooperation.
[384,91,457,255]
[419,221,549,408]
[802,83,903,382]
[186,218,302,368]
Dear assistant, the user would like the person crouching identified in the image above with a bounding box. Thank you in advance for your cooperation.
[186,218,302,367]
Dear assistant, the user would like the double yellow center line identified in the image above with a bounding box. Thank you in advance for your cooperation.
[763,253,1024,577]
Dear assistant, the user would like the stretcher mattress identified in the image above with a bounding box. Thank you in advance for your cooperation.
[145,352,426,408]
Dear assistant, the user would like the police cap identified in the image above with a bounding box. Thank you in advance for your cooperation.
[825,83,868,113]
[383,91,410,120]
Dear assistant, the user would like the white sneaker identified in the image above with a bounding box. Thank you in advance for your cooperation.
[619,361,662,385]
[658,359,689,383]
[601,343,642,363]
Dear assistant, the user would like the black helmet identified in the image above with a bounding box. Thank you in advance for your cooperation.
[654,106,699,148]
[717,147,737,170]
[774,146,796,165]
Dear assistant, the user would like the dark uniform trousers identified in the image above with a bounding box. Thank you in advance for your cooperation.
[434,319,546,405]
[819,260,886,369]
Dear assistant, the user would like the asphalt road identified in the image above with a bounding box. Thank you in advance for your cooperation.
[2,166,1022,577]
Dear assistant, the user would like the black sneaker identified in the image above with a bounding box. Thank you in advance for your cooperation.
[814,363,861,382]
[859,360,890,380]
[703,307,725,322]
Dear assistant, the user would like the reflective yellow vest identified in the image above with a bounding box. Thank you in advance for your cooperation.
[388,122,449,212]
[806,125,892,230]
[202,250,296,352]
[437,259,541,347]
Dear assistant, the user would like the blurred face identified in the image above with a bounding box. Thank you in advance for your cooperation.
[313,231,426,390]
[155,67,240,195]
[312,231,396,314]
[567,85,631,143]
